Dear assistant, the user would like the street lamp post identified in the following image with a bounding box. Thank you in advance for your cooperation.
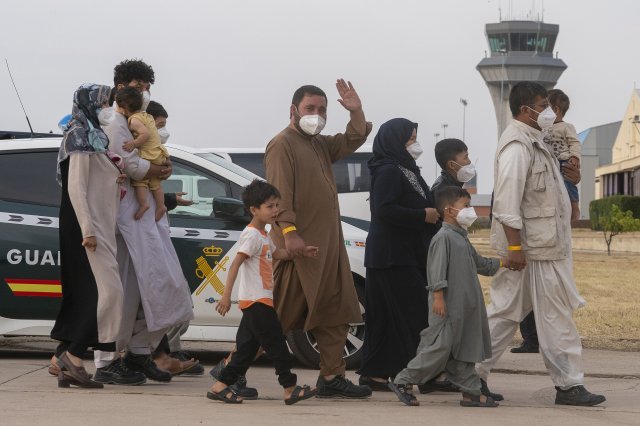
[460,98,468,141]
[441,123,448,139]
[433,132,440,179]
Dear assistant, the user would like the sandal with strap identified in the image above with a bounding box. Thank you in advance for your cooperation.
[388,382,420,406]
[207,387,243,404]
[460,392,499,407]
[285,385,317,405]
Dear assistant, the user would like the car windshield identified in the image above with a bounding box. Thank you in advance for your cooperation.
[196,153,262,181]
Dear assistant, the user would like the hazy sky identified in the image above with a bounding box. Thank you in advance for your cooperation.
[2,0,639,192]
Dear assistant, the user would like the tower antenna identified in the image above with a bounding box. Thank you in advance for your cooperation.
[5,59,34,138]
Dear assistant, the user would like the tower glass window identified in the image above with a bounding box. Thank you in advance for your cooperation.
[488,33,508,52]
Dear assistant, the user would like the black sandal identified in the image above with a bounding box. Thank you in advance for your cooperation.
[285,385,317,405]
[388,382,420,406]
[460,392,499,407]
[207,387,243,404]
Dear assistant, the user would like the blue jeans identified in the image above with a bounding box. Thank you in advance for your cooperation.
[560,160,579,202]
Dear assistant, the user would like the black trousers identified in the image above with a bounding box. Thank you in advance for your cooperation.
[520,311,539,345]
[219,303,296,388]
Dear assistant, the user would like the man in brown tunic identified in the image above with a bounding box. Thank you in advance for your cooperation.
[264,80,373,398]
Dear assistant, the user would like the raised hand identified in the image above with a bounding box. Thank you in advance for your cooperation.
[336,79,362,112]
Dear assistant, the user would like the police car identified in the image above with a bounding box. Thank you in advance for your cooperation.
[0,135,368,369]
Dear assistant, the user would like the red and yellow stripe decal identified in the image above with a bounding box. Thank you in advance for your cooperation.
[5,279,62,298]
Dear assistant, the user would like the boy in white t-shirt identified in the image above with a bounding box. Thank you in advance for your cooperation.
[207,179,319,405]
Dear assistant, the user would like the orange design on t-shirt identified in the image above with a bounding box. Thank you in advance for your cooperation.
[259,244,273,290]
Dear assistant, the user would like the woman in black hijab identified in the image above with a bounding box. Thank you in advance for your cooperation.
[357,118,440,390]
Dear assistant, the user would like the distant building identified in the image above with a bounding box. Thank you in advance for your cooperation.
[471,193,492,218]
[595,89,640,198]
[578,121,621,218]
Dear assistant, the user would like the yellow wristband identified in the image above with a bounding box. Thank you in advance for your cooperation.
[282,226,297,235]
[499,259,503,267]
[508,245,522,251]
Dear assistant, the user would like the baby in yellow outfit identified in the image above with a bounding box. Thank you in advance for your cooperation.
[116,87,169,221]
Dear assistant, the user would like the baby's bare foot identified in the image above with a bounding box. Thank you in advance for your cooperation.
[155,205,167,222]
[134,204,149,220]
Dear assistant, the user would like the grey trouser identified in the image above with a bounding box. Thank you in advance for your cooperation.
[394,321,481,396]
[166,321,190,353]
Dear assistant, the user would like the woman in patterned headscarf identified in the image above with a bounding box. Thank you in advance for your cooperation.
[357,118,440,391]
[50,84,125,389]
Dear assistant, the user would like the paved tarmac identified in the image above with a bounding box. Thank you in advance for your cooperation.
[0,337,638,425]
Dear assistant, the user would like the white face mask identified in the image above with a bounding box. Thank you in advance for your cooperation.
[298,114,326,136]
[451,206,477,230]
[528,105,556,131]
[157,127,170,144]
[406,141,423,160]
[141,90,151,111]
[98,106,116,126]
[452,161,476,183]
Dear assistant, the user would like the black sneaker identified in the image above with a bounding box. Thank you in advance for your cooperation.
[555,385,606,406]
[209,359,225,381]
[170,351,204,376]
[316,375,372,399]
[510,342,540,353]
[209,359,258,399]
[231,375,259,400]
[480,379,504,401]
[94,359,147,385]
[124,353,171,382]
[418,378,459,394]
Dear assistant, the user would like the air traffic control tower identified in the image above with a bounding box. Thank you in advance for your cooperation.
[477,20,567,136]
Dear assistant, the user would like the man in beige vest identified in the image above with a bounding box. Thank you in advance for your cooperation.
[476,81,605,407]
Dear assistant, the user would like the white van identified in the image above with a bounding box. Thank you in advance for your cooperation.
[200,144,373,223]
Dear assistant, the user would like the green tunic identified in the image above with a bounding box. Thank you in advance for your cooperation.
[426,222,500,363]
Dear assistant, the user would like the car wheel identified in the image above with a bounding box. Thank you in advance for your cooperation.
[287,274,365,370]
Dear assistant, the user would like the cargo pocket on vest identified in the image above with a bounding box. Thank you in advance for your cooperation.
[523,207,557,247]
[531,162,547,192]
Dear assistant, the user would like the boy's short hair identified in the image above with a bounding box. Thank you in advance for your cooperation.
[242,179,281,210]
[115,87,143,112]
[509,81,547,117]
[146,101,168,119]
[291,85,327,108]
[548,89,570,116]
[435,138,468,170]
[434,186,471,217]
[113,59,155,86]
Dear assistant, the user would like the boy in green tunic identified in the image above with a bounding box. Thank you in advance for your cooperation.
[389,186,505,407]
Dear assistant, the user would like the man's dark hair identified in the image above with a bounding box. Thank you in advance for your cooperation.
[434,186,471,217]
[242,179,281,210]
[548,89,570,116]
[146,101,168,119]
[509,81,547,117]
[291,85,327,108]
[435,138,468,170]
[113,59,155,86]
[115,87,143,113]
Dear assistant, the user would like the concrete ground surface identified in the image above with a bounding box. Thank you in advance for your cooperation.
[0,338,638,425]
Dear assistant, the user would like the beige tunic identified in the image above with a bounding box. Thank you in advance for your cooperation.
[265,121,372,331]
[68,153,124,344]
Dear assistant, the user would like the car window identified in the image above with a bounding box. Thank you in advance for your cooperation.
[228,153,266,178]
[0,150,61,206]
[333,153,371,193]
[195,153,261,182]
[162,160,231,217]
